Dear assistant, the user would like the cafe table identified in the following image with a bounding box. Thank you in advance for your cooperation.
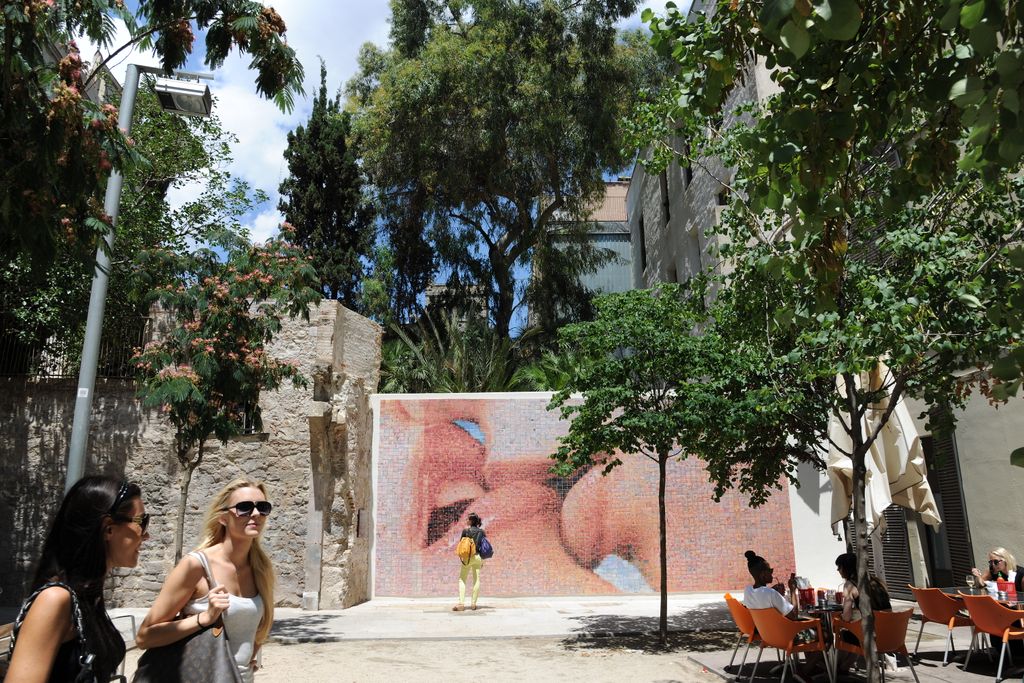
[938,586,1024,608]
[801,603,845,667]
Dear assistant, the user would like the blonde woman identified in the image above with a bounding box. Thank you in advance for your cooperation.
[971,547,1019,589]
[136,479,275,681]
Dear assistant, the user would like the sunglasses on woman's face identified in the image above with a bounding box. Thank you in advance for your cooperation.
[114,513,150,534]
[221,501,273,517]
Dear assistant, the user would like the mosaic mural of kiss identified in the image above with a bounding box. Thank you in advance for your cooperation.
[373,396,796,597]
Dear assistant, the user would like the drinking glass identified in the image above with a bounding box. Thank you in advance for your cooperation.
[965,574,976,589]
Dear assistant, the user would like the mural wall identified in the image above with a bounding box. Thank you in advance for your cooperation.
[373,395,796,597]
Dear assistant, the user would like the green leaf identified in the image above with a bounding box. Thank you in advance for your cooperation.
[1003,89,1020,114]
[968,23,997,57]
[780,21,810,59]
[770,142,801,163]
[999,130,1024,162]
[759,0,796,31]
[940,0,962,29]
[949,77,985,106]
[1011,446,1024,468]
[992,356,1019,381]
[815,0,862,41]
[958,293,983,309]
[995,51,1021,81]
[1008,246,1024,269]
[960,0,985,29]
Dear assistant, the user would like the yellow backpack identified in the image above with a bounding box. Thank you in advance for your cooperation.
[456,536,476,564]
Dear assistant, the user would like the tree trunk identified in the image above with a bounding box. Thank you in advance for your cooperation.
[845,372,879,682]
[174,462,193,564]
[658,449,668,644]
[173,440,205,564]
[487,243,516,341]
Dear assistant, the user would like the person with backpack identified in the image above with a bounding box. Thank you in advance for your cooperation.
[453,512,489,611]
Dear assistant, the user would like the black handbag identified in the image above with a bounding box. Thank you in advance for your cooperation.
[11,581,99,683]
[131,552,243,683]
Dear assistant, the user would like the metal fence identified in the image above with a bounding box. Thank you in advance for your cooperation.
[0,318,150,379]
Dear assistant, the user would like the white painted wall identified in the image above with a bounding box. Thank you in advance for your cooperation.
[789,461,847,588]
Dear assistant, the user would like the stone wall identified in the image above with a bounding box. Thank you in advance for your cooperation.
[0,301,380,609]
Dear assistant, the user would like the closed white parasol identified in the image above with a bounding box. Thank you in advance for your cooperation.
[827,361,942,534]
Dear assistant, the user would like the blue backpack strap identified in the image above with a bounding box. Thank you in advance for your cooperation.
[11,582,95,679]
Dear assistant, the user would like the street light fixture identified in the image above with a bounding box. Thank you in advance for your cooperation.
[65,63,214,491]
[154,76,213,116]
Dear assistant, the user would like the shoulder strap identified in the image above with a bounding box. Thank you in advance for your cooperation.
[11,582,95,678]
[188,551,233,641]
[189,551,218,588]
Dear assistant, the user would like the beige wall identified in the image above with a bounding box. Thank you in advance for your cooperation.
[0,301,381,609]
[946,395,1024,570]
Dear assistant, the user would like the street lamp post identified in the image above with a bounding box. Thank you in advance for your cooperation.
[65,63,213,491]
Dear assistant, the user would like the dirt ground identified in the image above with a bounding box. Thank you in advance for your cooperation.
[123,632,728,683]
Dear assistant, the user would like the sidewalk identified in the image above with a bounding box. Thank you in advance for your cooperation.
[107,593,734,643]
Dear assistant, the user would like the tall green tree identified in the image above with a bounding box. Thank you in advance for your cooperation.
[348,0,664,339]
[629,1,1024,675]
[0,0,303,266]
[133,227,320,561]
[549,284,731,644]
[279,62,374,305]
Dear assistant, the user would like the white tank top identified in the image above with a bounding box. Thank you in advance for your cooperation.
[184,551,263,683]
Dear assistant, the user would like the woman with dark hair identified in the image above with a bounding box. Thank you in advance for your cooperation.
[835,552,891,623]
[742,550,799,618]
[7,476,149,682]
[834,552,892,675]
[453,512,487,612]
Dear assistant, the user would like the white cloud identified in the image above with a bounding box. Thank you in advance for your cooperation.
[245,208,284,244]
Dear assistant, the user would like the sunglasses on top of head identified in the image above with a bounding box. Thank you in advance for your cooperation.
[221,501,273,517]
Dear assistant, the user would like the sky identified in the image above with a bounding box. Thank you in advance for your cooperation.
[85,0,688,245]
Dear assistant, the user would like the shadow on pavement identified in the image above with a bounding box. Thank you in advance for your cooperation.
[561,601,736,653]
[271,614,340,643]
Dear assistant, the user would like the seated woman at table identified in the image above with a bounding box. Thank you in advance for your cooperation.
[834,552,892,675]
[743,550,800,618]
[971,547,1020,590]
[971,547,1024,655]
[744,551,829,678]
[836,552,891,624]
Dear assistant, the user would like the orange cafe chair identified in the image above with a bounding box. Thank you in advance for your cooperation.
[748,607,834,683]
[831,609,921,683]
[959,593,1024,682]
[909,585,976,665]
[724,593,761,671]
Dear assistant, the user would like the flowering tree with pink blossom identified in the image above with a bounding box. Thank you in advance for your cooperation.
[1,0,304,265]
[133,226,320,561]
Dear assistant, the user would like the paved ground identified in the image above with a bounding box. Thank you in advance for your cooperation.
[109,593,737,643]
[10,594,1018,682]
[114,594,736,682]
